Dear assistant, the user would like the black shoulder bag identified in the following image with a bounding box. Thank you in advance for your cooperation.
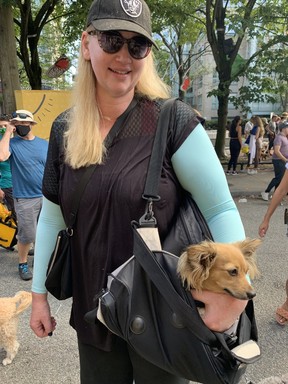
[85,99,260,384]
[45,165,96,300]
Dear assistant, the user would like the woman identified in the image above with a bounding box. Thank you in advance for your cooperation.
[30,0,247,383]
[259,164,288,326]
[261,121,288,201]
[226,115,242,175]
[247,115,264,174]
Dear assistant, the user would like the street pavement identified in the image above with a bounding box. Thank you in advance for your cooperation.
[1,164,288,384]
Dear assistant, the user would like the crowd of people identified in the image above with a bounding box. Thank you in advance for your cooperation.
[226,112,288,177]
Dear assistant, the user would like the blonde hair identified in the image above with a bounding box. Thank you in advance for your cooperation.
[65,48,170,169]
[254,116,265,137]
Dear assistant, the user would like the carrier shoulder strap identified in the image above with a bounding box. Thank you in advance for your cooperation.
[142,98,176,200]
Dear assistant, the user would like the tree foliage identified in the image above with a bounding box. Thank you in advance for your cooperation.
[148,0,288,158]
[147,0,205,98]
[1,0,288,155]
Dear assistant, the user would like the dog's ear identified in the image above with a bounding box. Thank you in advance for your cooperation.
[177,241,217,290]
[235,238,261,279]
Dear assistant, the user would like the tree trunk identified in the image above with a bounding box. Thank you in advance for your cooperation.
[214,88,229,159]
[0,4,21,113]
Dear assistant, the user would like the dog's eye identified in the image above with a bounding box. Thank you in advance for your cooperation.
[228,269,238,276]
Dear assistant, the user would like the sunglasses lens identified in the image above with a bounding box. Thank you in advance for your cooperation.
[100,32,151,59]
[100,33,124,54]
[12,112,29,119]
[128,37,151,59]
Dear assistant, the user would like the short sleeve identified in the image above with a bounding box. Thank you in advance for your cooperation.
[42,110,69,204]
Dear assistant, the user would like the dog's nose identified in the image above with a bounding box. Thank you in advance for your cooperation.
[247,291,256,299]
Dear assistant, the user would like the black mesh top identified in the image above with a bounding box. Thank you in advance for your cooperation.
[43,97,199,350]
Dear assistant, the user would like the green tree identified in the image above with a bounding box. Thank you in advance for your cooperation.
[148,0,205,99]
[13,0,66,90]
[206,0,288,157]
[148,0,288,158]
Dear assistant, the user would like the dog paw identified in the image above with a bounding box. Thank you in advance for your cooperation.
[2,358,12,366]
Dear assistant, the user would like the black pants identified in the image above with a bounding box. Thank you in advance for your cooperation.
[78,337,189,384]
[268,133,275,151]
[228,139,241,171]
[265,159,286,193]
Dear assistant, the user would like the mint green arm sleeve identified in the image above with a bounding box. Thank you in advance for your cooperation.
[171,123,245,243]
[31,197,66,294]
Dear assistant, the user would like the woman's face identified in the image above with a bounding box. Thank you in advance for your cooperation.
[82,30,147,100]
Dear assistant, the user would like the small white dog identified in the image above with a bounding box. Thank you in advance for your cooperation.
[0,291,32,365]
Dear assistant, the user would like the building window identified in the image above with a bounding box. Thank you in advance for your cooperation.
[197,94,202,109]
[212,69,218,85]
[212,96,218,110]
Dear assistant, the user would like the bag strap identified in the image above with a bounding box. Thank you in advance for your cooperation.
[142,98,176,200]
[67,98,138,229]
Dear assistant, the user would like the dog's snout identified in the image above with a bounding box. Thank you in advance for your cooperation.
[247,291,256,299]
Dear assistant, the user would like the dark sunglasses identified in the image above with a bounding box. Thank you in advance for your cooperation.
[11,112,31,119]
[88,30,152,60]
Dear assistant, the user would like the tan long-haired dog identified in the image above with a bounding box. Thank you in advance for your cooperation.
[0,291,32,365]
[177,239,261,300]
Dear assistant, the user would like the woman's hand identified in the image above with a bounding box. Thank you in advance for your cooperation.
[259,219,269,238]
[0,189,5,201]
[191,290,248,332]
[30,292,56,337]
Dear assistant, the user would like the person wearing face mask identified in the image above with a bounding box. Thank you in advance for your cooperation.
[0,110,48,280]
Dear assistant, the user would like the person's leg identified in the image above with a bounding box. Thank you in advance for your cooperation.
[233,142,241,172]
[14,197,42,280]
[275,279,288,325]
[227,141,233,171]
[18,242,32,264]
[78,337,133,384]
[254,139,261,169]
[230,141,237,171]
[274,160,286,190]
[264,160,282,193]
[128,345,189,384]
[268,134,274,151]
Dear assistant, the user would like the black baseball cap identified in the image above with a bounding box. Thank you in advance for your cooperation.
[86,0,157,48]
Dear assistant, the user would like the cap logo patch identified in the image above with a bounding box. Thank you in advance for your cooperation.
[120,0,142,18]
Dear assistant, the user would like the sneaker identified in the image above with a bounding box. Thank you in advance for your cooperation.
[232,171,238,175]
[226,170,231,175]
[19,264,33,281]
[261,192,269,201]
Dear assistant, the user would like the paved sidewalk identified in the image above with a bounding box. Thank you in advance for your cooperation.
[225,165,274,198]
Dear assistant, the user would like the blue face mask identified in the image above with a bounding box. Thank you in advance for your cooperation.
[15,125,31,137]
